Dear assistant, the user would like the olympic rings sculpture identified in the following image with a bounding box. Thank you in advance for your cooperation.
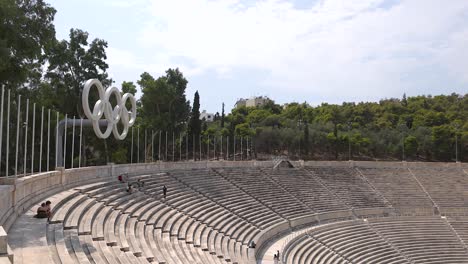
[82,79,137,140]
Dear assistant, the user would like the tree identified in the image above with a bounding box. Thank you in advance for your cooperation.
[432,125,452,161]
[303,122,310,156]
[235,123,254,137]
[188,91,201,137]
[318,104,344,159]
[0,0,56,89]
[165,68,190,131]
[404,135,418,158]
[221,102,225,128]
[138,69,190,131]
[122,81,137,94]
[45,28,111,116]
[402,93,408,107]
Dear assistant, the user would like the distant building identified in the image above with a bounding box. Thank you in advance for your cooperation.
[235,96,272,108]
[200,110,215,122]
[235,98,247,108]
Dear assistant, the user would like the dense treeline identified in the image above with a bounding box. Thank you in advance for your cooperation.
[210,94,467,162]
[0,0,466,173]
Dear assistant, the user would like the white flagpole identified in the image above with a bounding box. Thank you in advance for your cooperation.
[47,109,50,171]
[144,129,147,163]
[6,90,10,177]
[31,103,35,173]
[137,127,140,163]
[39,107,44,173]
[79,118,83,168]
[71,116,75,168]
[55,112,58,169]
[0,87,4,175]
[23,99,29,176]
[63,114,67,168]
[14,95,21,178]
[131,127,133,163]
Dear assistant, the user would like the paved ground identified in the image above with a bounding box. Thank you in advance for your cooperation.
[260,226,316,264]
[7,208,54,264]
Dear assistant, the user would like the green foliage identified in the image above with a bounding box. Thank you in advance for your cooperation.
[222,93,467,161]
[111,148,127,164]
[235,123,254,137]
[431,125,453,161]
[221,102,225,128]
[404,135,418,158]
[188,91,201,136]
[45,28,111,116]
[122,81,137,94]
[138,69,190,132]
[0,0,56,88]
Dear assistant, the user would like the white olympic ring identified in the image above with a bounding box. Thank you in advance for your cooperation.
[82,79,137,140]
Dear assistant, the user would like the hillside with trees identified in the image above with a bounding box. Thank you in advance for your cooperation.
[212,94,467,162]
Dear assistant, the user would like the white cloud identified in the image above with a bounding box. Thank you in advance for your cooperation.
[111,0,468,101]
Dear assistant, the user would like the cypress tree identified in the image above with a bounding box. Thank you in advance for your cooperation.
[304,122,310,156]
[221,102,225,128]
[189,91,201,137]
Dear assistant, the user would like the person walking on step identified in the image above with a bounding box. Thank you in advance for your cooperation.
[273,254,279,264]
[163,185,167,199]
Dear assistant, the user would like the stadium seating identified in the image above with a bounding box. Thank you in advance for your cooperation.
[6,163,468,264]
[283,216,468,264]
[357,167,434,214]
[305,166,389,210]
[409,167,468,214]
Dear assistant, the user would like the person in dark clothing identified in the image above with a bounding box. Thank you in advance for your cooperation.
[44,200,52,219]
[137,179,145,188]
[249,241,256,248]
[35,203,48,218]
[163,185,167,199]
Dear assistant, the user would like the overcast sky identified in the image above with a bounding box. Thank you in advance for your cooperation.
[48,0,468,113]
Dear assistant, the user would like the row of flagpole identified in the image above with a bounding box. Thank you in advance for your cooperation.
[128,127,253,163]
[0,86,253,178]
[0,87,58,177]
[0,87,100,178]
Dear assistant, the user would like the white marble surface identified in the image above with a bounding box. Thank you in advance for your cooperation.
[7,208,54,264]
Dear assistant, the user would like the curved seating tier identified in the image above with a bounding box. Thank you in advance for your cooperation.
[8,164,468,264]
[409,167,468,212]
[358,167,434,212]
[305,166,390,210]
[284,216,468,264]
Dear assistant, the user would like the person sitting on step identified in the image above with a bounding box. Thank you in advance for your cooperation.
[44,200,52,219]
[126,184,134,194]
[35,203,48,218]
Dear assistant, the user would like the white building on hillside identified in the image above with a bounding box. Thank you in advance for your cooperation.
[235,96,272,108]
[200,110,215,122]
